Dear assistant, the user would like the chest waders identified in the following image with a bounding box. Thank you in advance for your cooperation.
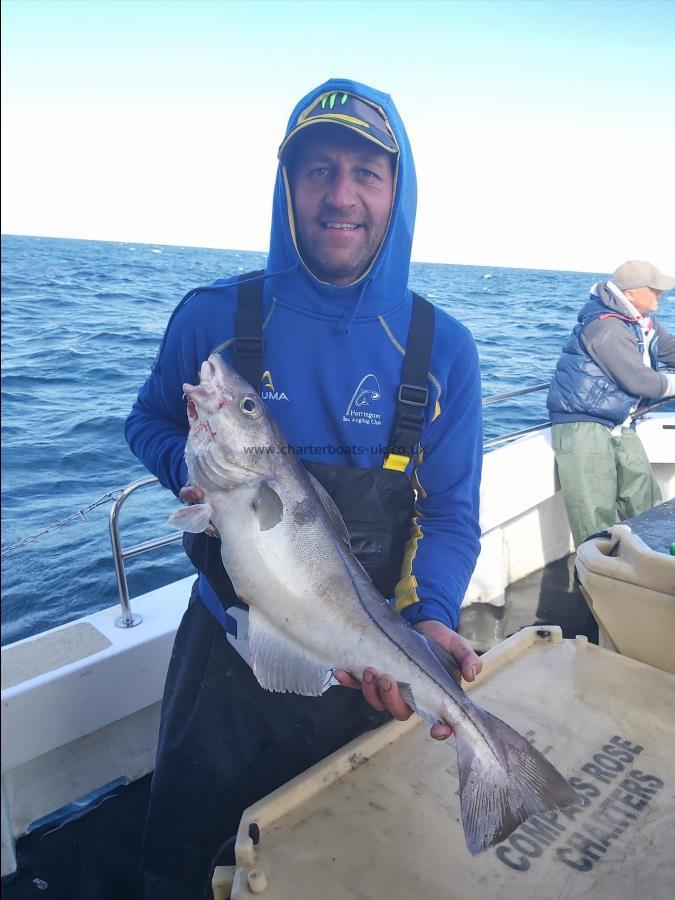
[143,275,435,900]
[183,270,434,621]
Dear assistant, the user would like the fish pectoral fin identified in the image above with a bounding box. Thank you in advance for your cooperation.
[168,503,214,533]
[252,481,284,531]
[248,609,333,696]
[305,471,351,549]
[397,683,442,727]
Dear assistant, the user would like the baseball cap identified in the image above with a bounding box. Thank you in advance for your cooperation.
[612,260,675,292]
[278,90,399,162]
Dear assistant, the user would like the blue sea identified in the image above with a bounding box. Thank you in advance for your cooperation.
[2,234,673,645]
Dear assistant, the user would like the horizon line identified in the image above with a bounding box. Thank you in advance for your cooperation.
[0,231,607,277]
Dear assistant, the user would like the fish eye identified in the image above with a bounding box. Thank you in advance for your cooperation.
[240,395,262,418]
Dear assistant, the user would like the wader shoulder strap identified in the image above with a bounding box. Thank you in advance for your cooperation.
[384,293,435,472]
[234,270,265,388]
[234,275,432,469]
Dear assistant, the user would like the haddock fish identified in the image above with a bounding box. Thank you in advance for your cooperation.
[169,354,577,853]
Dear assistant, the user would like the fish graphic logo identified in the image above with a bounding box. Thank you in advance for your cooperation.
[260,370,289,401]
[345,374,382,421]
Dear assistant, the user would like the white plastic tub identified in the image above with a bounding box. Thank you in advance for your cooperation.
[214,627,675,900]
[575,506,675,674]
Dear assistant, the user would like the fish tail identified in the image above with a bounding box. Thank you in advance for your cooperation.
[452,703,578,854]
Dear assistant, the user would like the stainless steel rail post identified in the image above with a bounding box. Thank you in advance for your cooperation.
[109,475,183,628]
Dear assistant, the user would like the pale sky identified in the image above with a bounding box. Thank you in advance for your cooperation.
[2,0,674,272]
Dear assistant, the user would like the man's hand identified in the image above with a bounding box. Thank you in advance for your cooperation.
[178,485,219,538]
[178,485,204,504]
[334,620,482,741]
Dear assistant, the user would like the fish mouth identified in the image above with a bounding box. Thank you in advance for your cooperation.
[183,372,235,418]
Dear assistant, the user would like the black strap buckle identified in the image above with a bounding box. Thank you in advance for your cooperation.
[234,336,265,358]
[398,383,429,407]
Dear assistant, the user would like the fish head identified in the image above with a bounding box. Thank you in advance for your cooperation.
[182,354,279,490]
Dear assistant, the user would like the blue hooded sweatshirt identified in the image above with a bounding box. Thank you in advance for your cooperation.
[125,78,483,631]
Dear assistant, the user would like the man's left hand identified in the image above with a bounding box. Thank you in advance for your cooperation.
[334,620,482,741]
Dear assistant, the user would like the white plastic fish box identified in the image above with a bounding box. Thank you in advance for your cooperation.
[214,627,675,900]
[575,505,675,675]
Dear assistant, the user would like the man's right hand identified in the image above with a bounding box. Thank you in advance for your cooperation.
[178,485,219,537]
[178,485,204,504]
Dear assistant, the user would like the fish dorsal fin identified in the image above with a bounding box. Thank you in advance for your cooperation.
[252,481,284,531]
[168,503,214,533]
[305,471,351,549]
[247,608,334,696]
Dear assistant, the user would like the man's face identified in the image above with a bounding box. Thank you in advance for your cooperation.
[625,286,663,315]
[289,128,395,286]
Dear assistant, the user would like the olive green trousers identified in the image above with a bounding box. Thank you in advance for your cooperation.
[551,422,662,548]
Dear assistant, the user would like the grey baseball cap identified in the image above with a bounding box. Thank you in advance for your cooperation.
[278,91,399,163]
[612,260,675,292]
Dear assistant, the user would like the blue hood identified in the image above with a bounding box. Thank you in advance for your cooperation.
[265,78,417,326]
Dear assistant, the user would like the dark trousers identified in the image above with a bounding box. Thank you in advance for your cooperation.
[142,582,390,900]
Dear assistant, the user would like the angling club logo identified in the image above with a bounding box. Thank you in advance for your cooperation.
[343,374,382,426]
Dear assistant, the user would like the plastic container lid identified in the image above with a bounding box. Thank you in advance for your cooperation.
[227,627,675,900]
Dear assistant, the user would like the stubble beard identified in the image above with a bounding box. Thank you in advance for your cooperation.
[297,219,383,286]
[299,241,374,286]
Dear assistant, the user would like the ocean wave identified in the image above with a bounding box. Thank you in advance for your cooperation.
[2,234,673,644]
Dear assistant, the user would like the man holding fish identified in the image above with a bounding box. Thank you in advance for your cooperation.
[126,79,573,900]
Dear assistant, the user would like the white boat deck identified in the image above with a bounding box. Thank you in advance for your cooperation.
[2,413,673,892]
[1,559,583,900]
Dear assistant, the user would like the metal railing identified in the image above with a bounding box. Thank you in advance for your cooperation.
[108,384,553,626]
[481,382,550,407]
[109,476,182,628]
[482,382,551,449]
[108,384,671,627]
[481,385,671,449]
